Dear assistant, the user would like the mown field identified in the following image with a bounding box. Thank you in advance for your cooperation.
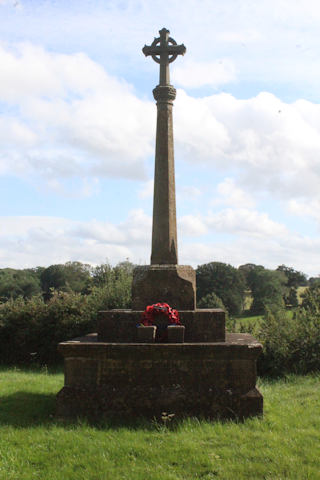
[0,367,319,479]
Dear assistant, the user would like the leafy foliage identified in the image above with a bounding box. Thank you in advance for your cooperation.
[197,291,226,310]
[276,264,308,287]
[284,286,299,307]
[90,261,133,310]
[256,305,320,376]
[0,261,133,365]
[238,284,320,376]
[246,266,287,314]
[196,262,246,315]
[0,292,96,364]
[40,261,92,298]
[0,268,42,301]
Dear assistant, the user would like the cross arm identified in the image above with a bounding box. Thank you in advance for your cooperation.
[142,44,186,57]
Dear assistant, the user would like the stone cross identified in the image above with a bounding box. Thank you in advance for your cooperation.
[143,27,186,86]
[143,28,186,265]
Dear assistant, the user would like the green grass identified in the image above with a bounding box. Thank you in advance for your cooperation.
[233,313,263,324]
[0,367,320,479]
[228,314,263,334]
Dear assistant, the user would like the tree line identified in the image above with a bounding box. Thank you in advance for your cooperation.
[0,259,319,375]
[197,262,309,315]
[0,260,134,303]
[0,260,313,316]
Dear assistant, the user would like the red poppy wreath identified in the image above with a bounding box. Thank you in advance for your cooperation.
[141,302,180,326]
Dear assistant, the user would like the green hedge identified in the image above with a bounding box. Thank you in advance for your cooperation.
[0,292,96,364]
[256,307,320,376]
[0,272,132,365]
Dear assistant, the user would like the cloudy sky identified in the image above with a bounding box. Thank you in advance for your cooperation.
[1,0,320,276]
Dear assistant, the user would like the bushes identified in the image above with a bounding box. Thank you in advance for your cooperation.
[197,292,227,316]
[0,291,98,365]
[0,260,133,365]
[255,301,320,376]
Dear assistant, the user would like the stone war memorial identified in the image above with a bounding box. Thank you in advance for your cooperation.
[56,28,263,420]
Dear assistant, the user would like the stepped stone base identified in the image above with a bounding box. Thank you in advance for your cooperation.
[56,333,263,420]
[98,308,225,343]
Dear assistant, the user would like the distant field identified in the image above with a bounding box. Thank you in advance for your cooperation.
[0,367,319,479]
[297,286,308,304]
[234,314,263,324]
[228,313,263,333]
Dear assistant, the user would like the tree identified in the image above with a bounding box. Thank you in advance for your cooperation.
[40,262,92,298]
[92,263,113,287]
[276,265,307,287]
[285,287,299,308]
[91,261,133,310]
[196,262,246,315]
[301,283,320,314]
[197,292,226,311]
[249,268,287,314]
[238,263,265,284]
[0,268,42,301]
[308,277,320,287]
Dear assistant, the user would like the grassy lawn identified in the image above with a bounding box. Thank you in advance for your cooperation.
[0,367,319,479]
[227,314,263,333]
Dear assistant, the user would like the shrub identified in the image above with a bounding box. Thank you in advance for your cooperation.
[197,292,227,317]
[0,291,97,365]
[256,302,320,376]
[90,268,132,310]
[0,265,133,366]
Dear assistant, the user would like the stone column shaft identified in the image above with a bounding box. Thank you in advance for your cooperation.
[151,85,178,265]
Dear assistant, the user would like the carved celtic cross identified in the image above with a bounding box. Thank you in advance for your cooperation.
[143,28,186,86]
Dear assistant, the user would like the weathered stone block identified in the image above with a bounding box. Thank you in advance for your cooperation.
[56,333,263,420]
[132,264,196,310]
[167,325,185,343]
[97,309,225,343]
[137,325,156,343]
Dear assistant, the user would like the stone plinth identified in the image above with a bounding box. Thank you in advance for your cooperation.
[97,308,225,343]
[56,333,263,420]
[132,264,196,310]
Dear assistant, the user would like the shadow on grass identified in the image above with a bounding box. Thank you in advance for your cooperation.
[0,391,178,431]
[0,391,57,427]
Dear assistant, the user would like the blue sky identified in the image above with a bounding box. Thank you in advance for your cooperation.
[1,0,320,276]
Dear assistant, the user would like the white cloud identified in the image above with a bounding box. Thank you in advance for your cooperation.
[175,91,320,203]
[0,43,154,184]
[206,208,288,237]
[2,0,320,96]
[179,215,208,237]
[138,179,154,199]
[178,186,202,199]
[0,209,318,275]
[0,212,152,268]
[287,198,320,226]
[214,178,255,208]
[179,208,287,239]
[172,59,236,89]
[216,30,261,44]
[2,42,320,207]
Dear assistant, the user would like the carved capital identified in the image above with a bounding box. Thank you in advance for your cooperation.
[153,85,177,103]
